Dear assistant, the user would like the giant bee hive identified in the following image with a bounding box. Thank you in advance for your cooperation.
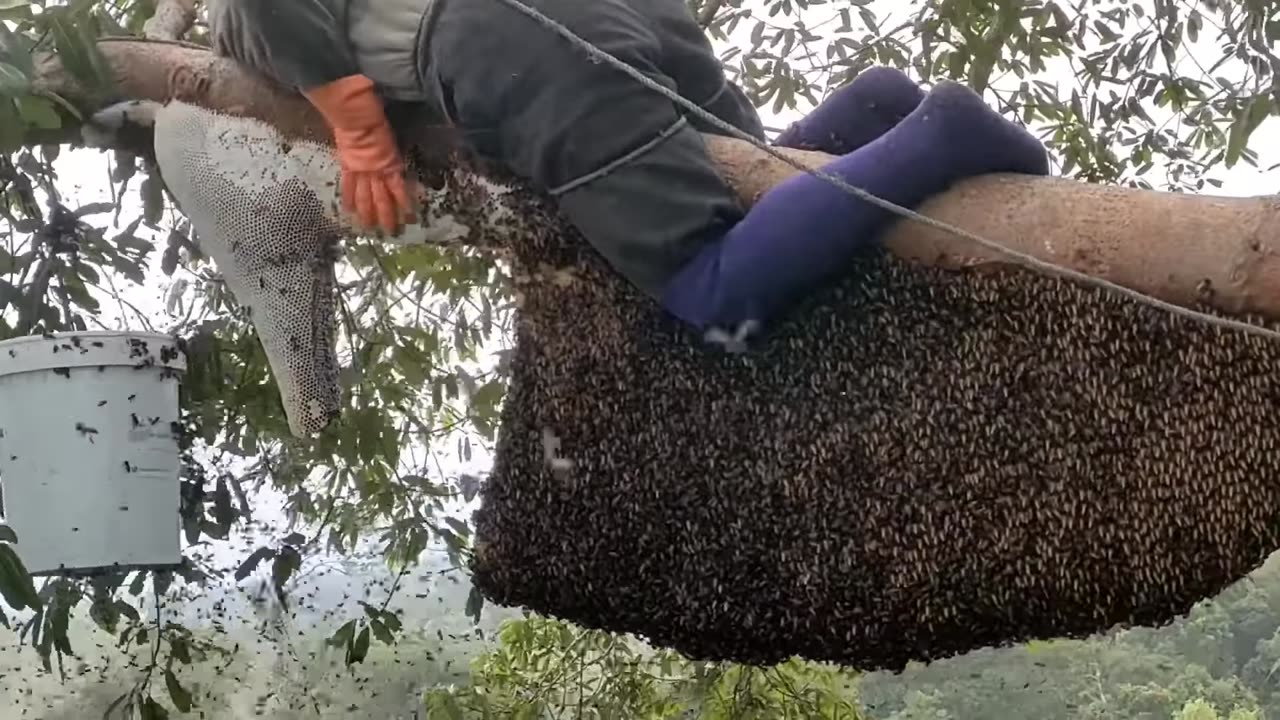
[460,177,1280,672]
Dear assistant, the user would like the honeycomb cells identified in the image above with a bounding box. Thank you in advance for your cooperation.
[153,102,345,437]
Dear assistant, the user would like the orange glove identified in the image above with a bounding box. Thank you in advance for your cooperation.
[304,74,415,236]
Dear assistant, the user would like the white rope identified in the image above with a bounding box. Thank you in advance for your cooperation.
[491,0,1280,343]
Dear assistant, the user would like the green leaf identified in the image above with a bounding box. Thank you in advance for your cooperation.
[140,696,170,720]
[515,703,542,720]
[381,611,401,633]
[116,600,140,623]
[169,635,192,665]
[37,90,82,122]
[44,7,115,99]
[0,62,29,96]
[0,21,33,76]
[465,583,484,624]
[88,593,121,634]
[94,7,132,37]
[74,202,116,218]
[0,544,40,610]
[153,570,173,598]
[211,476,236,532]
[969,46,997,93]
[0,4,32,22]
[21,93,62,130]
[0,279,14,312]
[103,691,133,720]
[426,691,466,720]
[444,516,471,538]
[271,545,301,591]
[63,274,100,313]
[0,524,16,544]
[470,379,504,412]
[48,581,75,655]
[141,175,165,225]
[1225,96,1271,168]
[164,669,193,713]
[327,619,357,649]
[368,617,395,645]
[459,473,481,503]
[0,99,23,152]
[346,625,371,664]
[128,570,148,596]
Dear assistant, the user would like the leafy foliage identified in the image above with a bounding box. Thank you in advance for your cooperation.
[426,616,862,719]
[855,556,1280,720]
[0,0,1278,717]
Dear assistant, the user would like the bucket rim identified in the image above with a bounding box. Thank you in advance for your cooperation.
[0,331,187,378]
[0,330,178,345]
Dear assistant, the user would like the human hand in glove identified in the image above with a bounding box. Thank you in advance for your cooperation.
[304,74,416,236]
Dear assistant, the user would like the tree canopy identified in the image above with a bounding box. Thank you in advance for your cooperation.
[2,0,1280,717]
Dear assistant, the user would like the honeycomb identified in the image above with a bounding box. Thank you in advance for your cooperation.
[153,102,346,437]
[151,102,519,437]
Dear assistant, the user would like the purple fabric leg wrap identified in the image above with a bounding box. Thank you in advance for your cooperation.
[773,66,924,154]
[661,81,1050,333]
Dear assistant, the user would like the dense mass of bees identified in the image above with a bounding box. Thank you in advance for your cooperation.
[449,166,1280,671]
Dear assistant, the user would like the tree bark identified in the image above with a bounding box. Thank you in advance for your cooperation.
[34,40,1280,323]
[706,134,1280,319]
[141,0,198,41]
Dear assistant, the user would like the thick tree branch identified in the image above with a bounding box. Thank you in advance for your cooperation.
[141,0,198,41]
[34,40,332,144]
[31,39,1280,324]
[703,134,1280,320]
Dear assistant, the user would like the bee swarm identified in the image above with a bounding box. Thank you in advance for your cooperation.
[471,205,1280,671]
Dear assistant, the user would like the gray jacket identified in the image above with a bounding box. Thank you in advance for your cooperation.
[209,0,767,303]
[208,0,438,102]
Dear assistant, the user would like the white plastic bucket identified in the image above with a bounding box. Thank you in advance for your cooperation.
[0,331,187,575]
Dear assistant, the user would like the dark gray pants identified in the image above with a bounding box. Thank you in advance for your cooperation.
[426,0,766,299]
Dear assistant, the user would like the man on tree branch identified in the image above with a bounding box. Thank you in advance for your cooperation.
[208,0,1049,336]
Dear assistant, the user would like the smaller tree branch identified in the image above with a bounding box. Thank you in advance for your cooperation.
[142,0,199,41]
